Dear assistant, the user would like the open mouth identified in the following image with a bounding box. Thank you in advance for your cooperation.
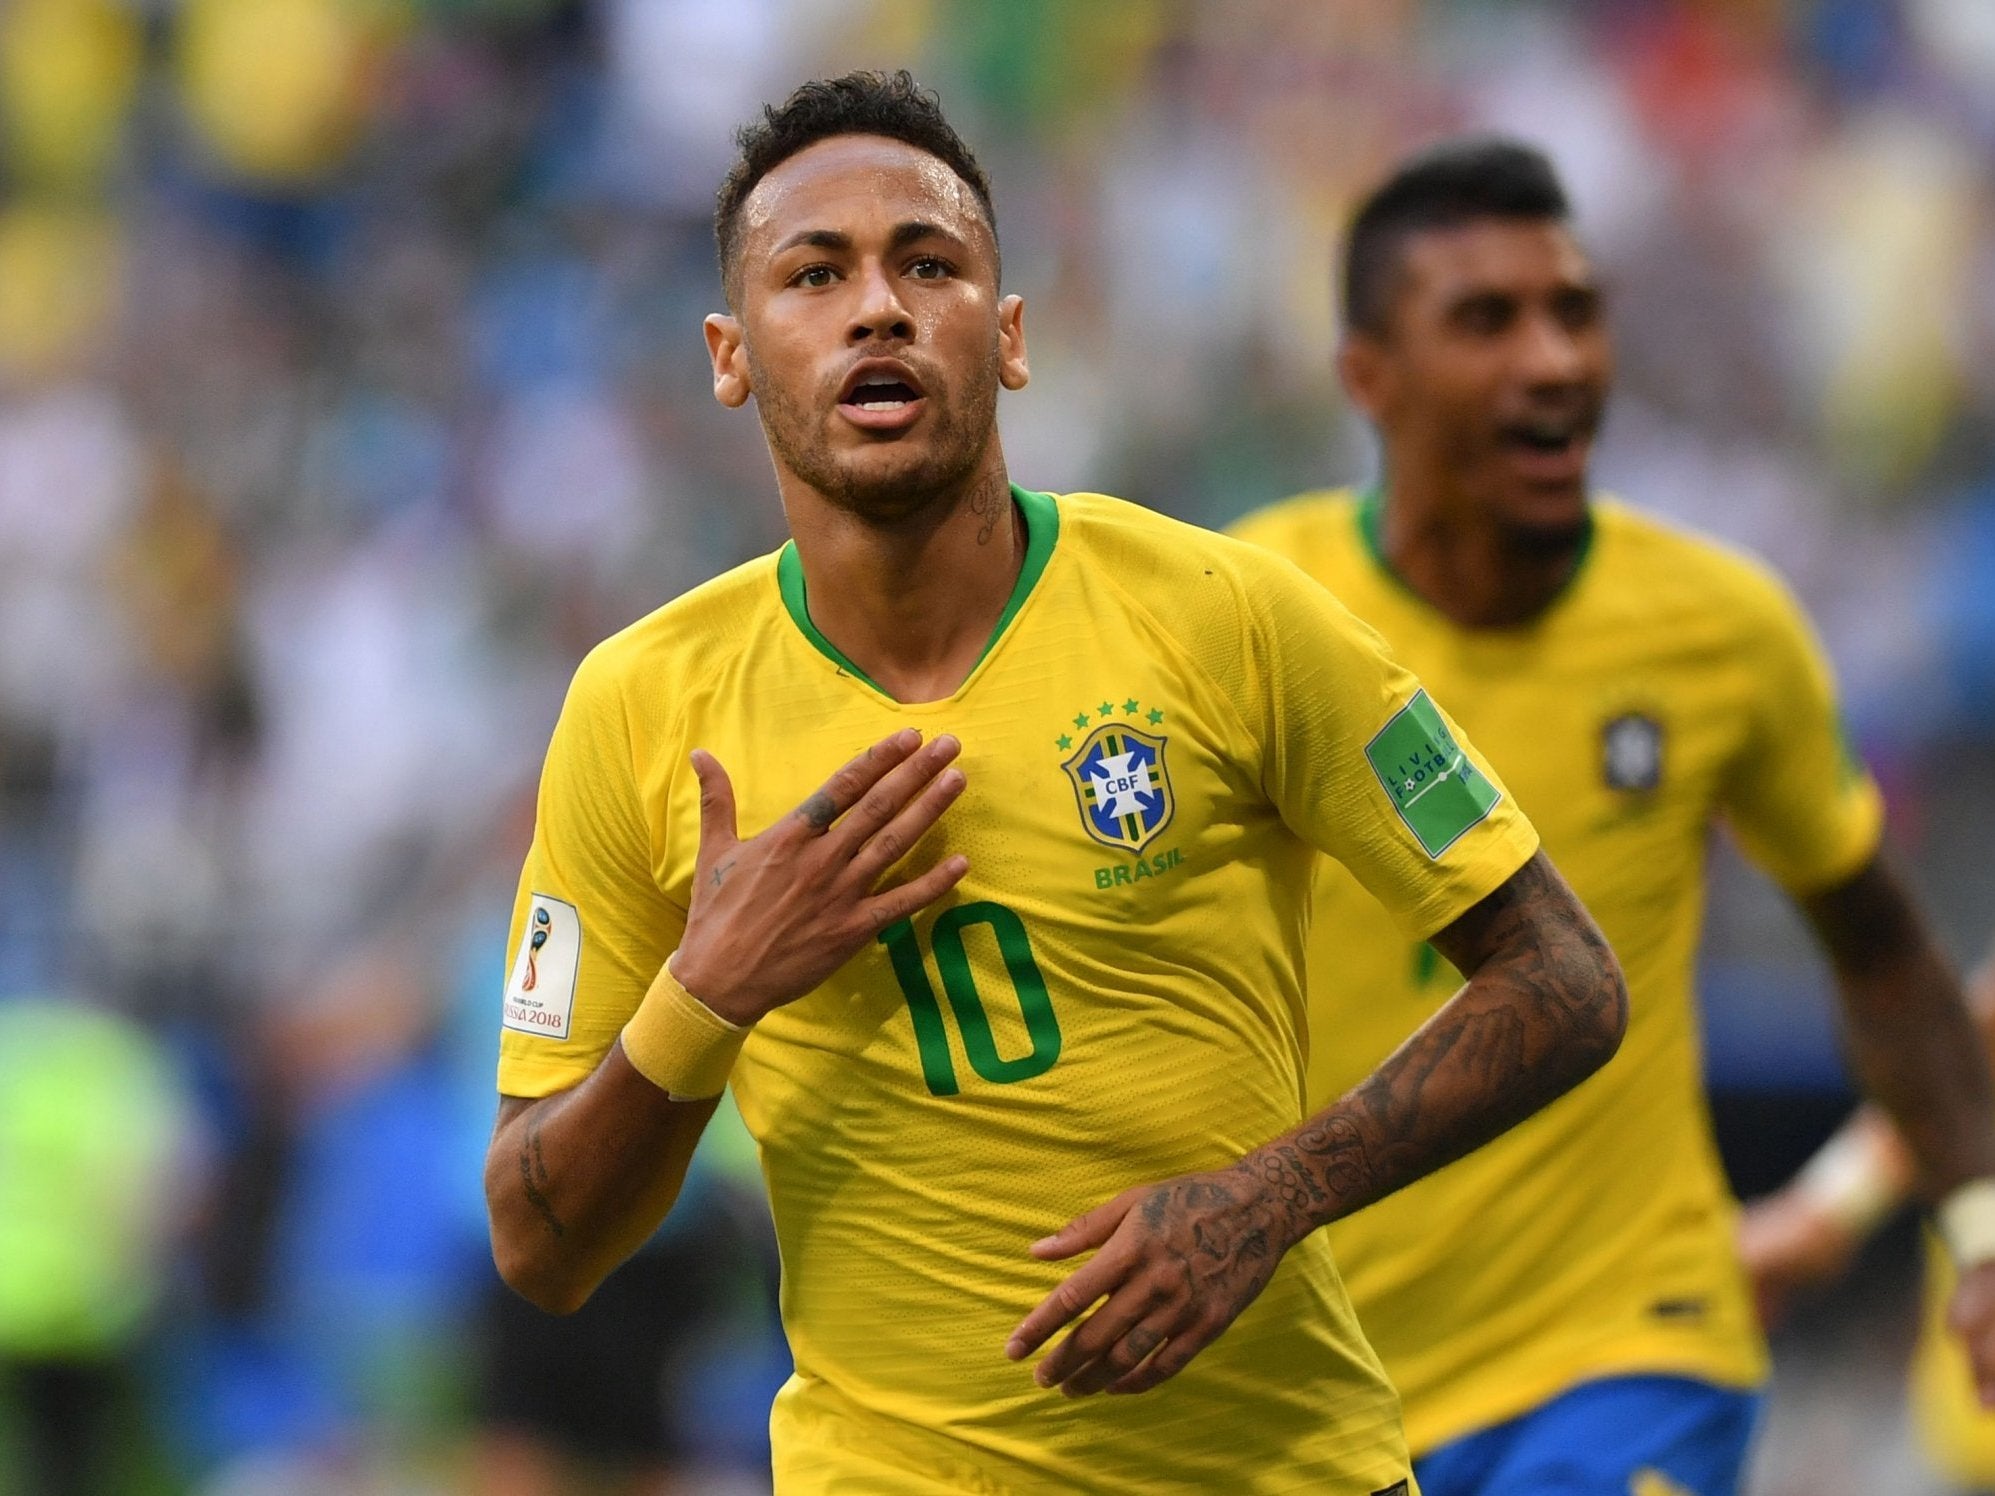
[836,360,928,432]
[842,378,921,412]
[1498,414,1595,468]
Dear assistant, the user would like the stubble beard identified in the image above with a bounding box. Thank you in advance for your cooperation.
[1499,510,1591,561]
[749,345,1002,526]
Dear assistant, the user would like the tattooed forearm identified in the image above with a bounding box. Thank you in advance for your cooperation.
[1803,854,1995,1196]
[1247,851,1626,1244]
[518,1116,566,1239]
[1019,861,1614,1398]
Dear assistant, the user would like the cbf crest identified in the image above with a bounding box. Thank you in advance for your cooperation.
[1602,712,1665,793]
[1062,722,1174,854]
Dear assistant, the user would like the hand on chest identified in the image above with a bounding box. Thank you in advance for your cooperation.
[664,679,1248,916]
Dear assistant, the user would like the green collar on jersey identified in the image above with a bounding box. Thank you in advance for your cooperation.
[777,484,1060,697]
[1356,483,1595,613]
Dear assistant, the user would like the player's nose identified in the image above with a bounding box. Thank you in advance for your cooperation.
[849,259,914,343]
[1528,315,1596,392]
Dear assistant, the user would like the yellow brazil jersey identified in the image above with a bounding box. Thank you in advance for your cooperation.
[1912,1236,1995,1486]
[497,487,1538,1495]
[1229,488,1885,1457]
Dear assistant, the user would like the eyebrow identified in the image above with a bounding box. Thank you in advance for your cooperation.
[769,220,969,260]
[1442,274,1600,307]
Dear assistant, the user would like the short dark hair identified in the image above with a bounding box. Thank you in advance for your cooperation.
[1342,137,1570,336]
[713,70,998,302]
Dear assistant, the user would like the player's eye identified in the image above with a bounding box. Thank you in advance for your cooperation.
[907,256,952,281]
[1553,287,1601,332]
[790,264,838,289]
[1452,294,1516,335]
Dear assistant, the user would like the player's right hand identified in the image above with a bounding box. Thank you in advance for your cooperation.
[670,728,970,1026]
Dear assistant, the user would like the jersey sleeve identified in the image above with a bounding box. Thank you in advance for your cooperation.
[1720,569,1884,895]
[496,648,684,1098]
[1246,555,1540,939]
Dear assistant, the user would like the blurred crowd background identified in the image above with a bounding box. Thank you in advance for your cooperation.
[1,0,1993,1491]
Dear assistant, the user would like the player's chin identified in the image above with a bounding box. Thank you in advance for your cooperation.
[822,443,970,522]
[1496,483,1590,552]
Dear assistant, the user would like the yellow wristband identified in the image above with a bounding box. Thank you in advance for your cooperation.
[1938,1178,1995,1269]
[620,959,747,1101]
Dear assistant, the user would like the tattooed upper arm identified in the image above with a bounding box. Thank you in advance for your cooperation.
[1428,851,1626,1050]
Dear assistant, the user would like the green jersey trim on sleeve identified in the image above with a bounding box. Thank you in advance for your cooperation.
[1365,689,1503,857]
[776,485,1060,698]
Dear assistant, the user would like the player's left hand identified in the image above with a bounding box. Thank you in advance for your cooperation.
[1005,1166,1298,1397]
[1948,1259,1995,1408]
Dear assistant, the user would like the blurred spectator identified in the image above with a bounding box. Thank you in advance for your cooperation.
[0,997,199,1495]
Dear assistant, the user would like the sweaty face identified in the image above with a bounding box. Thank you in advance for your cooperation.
[715,135,1020,523]
[1357,220,1611,542]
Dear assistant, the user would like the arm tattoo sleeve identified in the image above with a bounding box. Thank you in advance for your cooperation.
[1247,851,1626,1245]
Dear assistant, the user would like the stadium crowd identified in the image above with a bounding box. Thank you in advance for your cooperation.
[0,0,1992,1491]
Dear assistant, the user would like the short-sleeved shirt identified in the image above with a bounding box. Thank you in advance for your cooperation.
[498,487,1536,1494]
[1230,488,1883,1456]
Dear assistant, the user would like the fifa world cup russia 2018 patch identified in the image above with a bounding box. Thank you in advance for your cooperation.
[504,893,581,1039]
[1061,718,1174,855]
[1364,689,1501,857]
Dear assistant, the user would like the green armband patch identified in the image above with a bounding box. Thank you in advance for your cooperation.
[1365,690,1501,857]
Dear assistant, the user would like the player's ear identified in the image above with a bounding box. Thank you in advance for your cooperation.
[705,313,752,408]
[1337,332,1391,425]
[997,293,1029,391]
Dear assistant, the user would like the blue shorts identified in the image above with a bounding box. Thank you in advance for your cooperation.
[1414,1374,1763,1496]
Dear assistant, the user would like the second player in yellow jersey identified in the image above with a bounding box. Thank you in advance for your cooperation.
[1229,140,1995,1496]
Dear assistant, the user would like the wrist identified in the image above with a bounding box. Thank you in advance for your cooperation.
[665,952,761,1028]
[1939,1178,1995,1270]
[1792,1124,1908,1240]
[1235,1148,1323,1254]
[620,957,749,1100]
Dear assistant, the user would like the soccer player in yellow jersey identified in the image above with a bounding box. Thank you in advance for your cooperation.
[1741,941,1995,1489]
[1230,138,1995,1496]
[480,76,1632,1495]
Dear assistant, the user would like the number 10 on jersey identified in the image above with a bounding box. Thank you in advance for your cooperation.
[878,901,1063,1096]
